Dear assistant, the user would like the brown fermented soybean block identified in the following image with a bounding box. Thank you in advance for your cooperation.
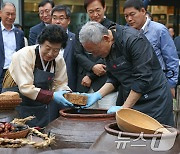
[64,93,87,106]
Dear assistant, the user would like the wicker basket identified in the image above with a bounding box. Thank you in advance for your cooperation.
[0,126,29,139]
[0,98,22,110]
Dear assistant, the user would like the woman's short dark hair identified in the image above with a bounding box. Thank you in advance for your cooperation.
[37,24,68,48]
[84,0,105,11]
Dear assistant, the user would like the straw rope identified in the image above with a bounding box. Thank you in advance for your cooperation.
[0,116,55,148]
[11,116,35,125]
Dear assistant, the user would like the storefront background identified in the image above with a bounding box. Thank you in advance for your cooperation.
[23,0,121,37]
[1,0,178,38]
[23,0,180,38]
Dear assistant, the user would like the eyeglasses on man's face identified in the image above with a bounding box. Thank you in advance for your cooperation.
[39,9,51,16]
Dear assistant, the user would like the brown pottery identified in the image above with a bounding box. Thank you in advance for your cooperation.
[45,108,115,149]
[90,122,180,154]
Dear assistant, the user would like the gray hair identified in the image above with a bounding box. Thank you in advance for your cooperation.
[1,2,16,9]
[79,21,108,44]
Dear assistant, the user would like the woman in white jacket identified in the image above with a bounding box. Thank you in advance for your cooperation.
[2,25,73,127]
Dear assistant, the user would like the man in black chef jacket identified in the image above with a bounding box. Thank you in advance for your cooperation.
[78,21,174,127]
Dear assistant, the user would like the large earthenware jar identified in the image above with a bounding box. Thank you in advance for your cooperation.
[0,147,51,154]
[38,148,119,154]
[90,122,180,154]
[0,110,19,122]
[45,108,115,149]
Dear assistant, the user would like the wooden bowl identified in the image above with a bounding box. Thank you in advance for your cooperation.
[0,123,29,139]
[0,128,29,139]
[116,108,170,134]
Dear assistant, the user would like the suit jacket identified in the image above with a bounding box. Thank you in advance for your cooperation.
[29,22,45,45]
[63,31,77,91]
[0,24,25,78]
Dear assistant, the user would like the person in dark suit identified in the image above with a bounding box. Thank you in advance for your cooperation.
[51,5,77,91]
[0,2,25,93]
[74,0,118,109]
[28,0,54,45]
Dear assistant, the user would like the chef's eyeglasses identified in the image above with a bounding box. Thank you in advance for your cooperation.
[39,9,51,16]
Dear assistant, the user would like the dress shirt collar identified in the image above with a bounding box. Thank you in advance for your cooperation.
[44,23,49,26]
[141,17,151,33]
[66,29,69,34]
[1,21,15,31]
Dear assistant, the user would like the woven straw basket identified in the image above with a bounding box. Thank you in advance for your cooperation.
[0,98,22,110]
